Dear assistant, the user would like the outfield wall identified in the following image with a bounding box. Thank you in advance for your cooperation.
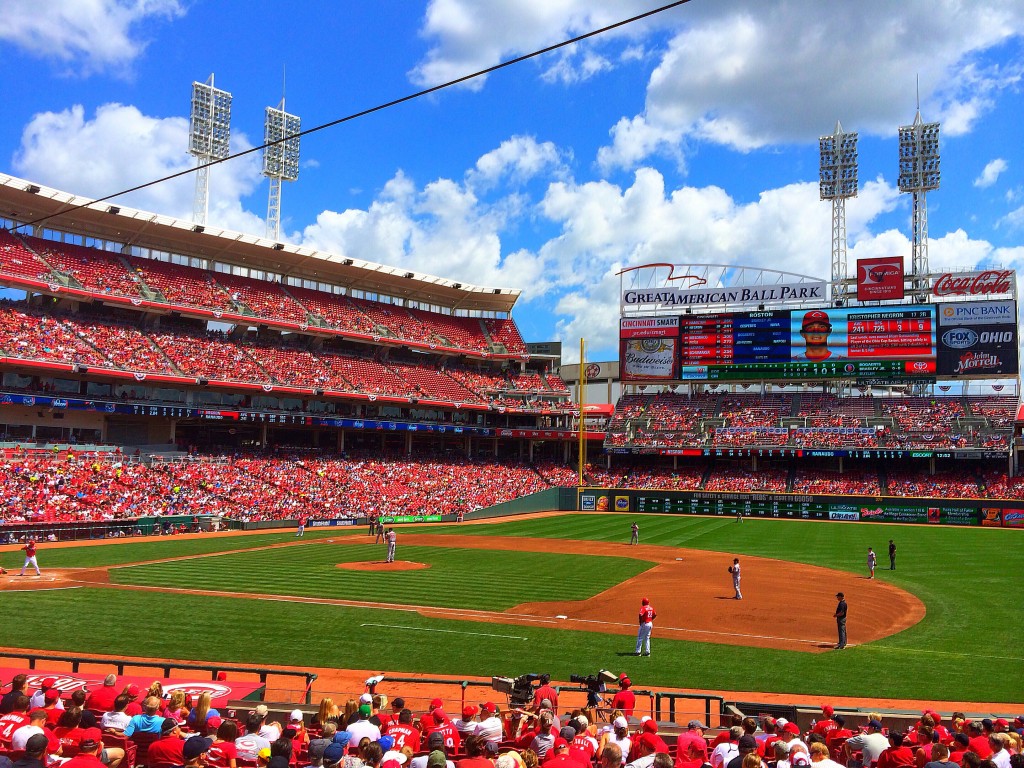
[574,487,1024,527]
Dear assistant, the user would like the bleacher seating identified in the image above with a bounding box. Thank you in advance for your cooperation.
[0,231,52,282]
[23,236,142,297]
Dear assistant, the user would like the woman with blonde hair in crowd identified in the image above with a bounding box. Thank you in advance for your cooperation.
[343,699,359,727]
[314,697,341,728]
[163,690,188,722]
[187,691,221,735]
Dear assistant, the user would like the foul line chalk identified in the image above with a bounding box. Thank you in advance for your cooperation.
[361,623,527,640]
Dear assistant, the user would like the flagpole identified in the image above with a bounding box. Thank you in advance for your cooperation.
[578,337,586,487]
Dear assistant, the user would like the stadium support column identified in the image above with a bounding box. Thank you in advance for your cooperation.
[405,432,412,454]
[261,423,268,448]
[819,121,858,304]
[337,430,344,453]
[898,109,940,300]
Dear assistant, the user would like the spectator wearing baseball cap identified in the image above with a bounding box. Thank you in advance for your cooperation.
[474,703,502,745]
[812,707,838,737]
[146,717,186,768]
[183,736,214,766]
[622,730,659,768]
[726,735,763,768]
[711,727,744,768]
[121,686,143,717]
[410,733,447,768]
[347,704,382,745]
[427,710,461,757]
[544,736,586,768]
[322,743,347,768]
[29,679,60,712]
[676,721,709,768]
[418,700,446,733]
[454,707,479,739]
[611,677,636,720]
[60,728,109,768]
[18,733,50,768]
[799,310,834,361]
[845,721,889,767]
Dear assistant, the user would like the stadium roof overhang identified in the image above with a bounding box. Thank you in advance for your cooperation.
[0,174,520,314]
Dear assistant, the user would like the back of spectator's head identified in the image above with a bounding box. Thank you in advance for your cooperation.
[539,674,550,685]
[144,696,161,714]
[113,694,130,713]
[218,719,238,741]
[834,715,845,727]
[361,742,383,768]
[653,756,673,768]
[809,743,830,760]
[12,693,29,713]
[426,751,447,768]
[969,722,985,735]
[933,745,950,760]
[398,709,413,725]
[775,742,791,761]
[743,718,757,735]
[322,722,337,739]
[271,738,293,759]
[464,736,485,758]
[738,736,758,754]
[427,732,445,753]
[246,713,264,734]
[740,755,759,768]
[539,711,554,730]
[962,753,982,768]
[25,733,48,758]
[58,707,83,729]
[392,698,404,711]
[11,674,26,692]
[601,744,622,768]
[730,726,744,741]
[888,732,905,747]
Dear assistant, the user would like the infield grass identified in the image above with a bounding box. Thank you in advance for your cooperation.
[0,514,1020,703]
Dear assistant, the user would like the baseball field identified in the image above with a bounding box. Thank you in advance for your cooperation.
[0,512,1020,706]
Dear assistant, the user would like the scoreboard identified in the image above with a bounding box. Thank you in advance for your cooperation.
[621,304,947,382]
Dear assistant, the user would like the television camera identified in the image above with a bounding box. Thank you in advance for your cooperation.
[569,669,618,708]
[491,673,542,709]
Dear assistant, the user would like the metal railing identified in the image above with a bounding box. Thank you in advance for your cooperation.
[654,692,726,727]
[0,651,317,704]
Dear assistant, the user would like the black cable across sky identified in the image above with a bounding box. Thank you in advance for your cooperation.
[12,0,692,232]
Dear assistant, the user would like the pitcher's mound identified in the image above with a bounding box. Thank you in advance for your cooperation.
[336,561,429,572]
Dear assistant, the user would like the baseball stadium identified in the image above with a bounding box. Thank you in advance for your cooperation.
[0,9,1023,768]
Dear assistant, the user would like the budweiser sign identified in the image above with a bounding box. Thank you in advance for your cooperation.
[954,351,1002,375]
[933,270,1014,297]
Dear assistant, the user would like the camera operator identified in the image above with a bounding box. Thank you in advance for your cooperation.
[531,676,558,714]
[610,676,635,720]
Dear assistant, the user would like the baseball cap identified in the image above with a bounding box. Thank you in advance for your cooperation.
[290,709,304,722]
[639,734,661,751]
[641,597,649,605]
[484,742,499,756]
[429,698,443,709]
[161,717,179,733]
[995,719,1009,727]
[322,744,346,766]
[208,716,223,730]
[954,734,970,747]
[868,720,883,729]
[783,723,801,735]
[835,592,844,599]
[613,716,628,729]
[432,709,446,724]
[776,719,789,728]
[126,684,141,697]
[574,715,589,729]
[25,734,49,754]
[792,754,811,767]
[739,736,758,750]
[688,720,707,729]
[255,704,270,717]
[382,752,407,765]
[427,732,445,748]
[79,728,103,751]
[822,705,834,716]
[183,736,213,761]
[463,705,478,719]
[540,699,552,709]
[643,720,659,733]
[258,749,273,761]
[359,703,372,717]
[360,693,373,704]
[481,702,497,714]
[619,675,631,687]
[332,732,352,746]
[378,735,395,752]
[559,727,576,741]
[381,760,403,768]
[427,751,448,768]
[41,677,57,688]
[44,689,60,702]
[802,310,832,330]
[553,738,569,751]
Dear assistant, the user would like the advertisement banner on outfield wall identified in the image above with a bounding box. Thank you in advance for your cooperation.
[996,509,1024,528]
[981,508,1003,527]
[380,514,443,523]
[309,519,357,527]
[614,496,630,512]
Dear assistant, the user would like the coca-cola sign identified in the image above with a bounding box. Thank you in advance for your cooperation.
[932,270,1014,297]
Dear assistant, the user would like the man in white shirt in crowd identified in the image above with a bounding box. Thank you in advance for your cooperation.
[711,727,743,768]
[474,703,503,744]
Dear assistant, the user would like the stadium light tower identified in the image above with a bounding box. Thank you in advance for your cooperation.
[819,121,859,303]
[189,74,233,226]
[898,109,940,300]
[263,98,301,241]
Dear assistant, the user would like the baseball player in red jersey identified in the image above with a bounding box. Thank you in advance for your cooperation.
[19,540,40,577]
[296,514,308,538]
[634,597,656,656]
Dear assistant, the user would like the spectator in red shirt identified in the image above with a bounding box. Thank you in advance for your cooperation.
[84,676,119,713]
[676,720,709,768]
[146,718,187,768]
[948,735,971,766]
[610,677,635,719]
[532,677,559,714]
[967,724,993,759]
[456,736,493,768]
[61,730,107,768]
[543,738,586,768]
[877,732,916,768]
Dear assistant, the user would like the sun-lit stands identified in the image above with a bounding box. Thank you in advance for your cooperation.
[545,373,568,392]
[981,433,1009,449]
[792,468,881,495]
[583,465,629,487]
[22,236,142,297]
[979,469,1024,500]
[345,298,421,342]
[712,427,789,447]
[240,343,342,389]
[408,308,489,351]
[886,469,980,498]
[966,394,1018,428]
[484,317,528,355]
[791,427,879,448]
[125,256,233,310]
[0,231,51,282]
[149,330,267,383]
[320,354,415,397]
[880,396,964,433]
[720,394,791,428]
[213,273,311,324]
[445,366,510,394]
[797,394,871,426]
[510,372,545,391]
[385,361,481,403]
[620,464,705,490]
[532,461,578,486]
[704,465,788,492]
[72,320,177,375]
[0,306,107,367]
[285,287,377,335]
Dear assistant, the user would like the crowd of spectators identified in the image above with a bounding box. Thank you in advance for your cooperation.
[885,469,981,498]
[792,469,881,495]
[704,466,788,492]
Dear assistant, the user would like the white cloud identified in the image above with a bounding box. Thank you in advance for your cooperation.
[599,1,1024,169]
[409,0,667,89]
[0,0,184,75]
[13,103,265,234]
[1003,206,1024,231]
[974,158,1008,188]
[468,136,566,190]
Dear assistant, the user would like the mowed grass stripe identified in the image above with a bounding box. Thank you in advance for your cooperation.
[111,543,653,610]
[0,587,1018,703]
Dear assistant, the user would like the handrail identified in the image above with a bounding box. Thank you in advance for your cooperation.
[654,692,726,727]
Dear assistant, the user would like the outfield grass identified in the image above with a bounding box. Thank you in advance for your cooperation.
[110,543,654,610]
[0,514,1020,702]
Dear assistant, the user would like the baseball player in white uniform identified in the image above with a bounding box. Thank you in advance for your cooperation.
[867,547,876,579]
[386,528,397,563]
[730,558,742,599]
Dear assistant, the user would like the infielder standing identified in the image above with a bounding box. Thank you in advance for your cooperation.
[630,522,639,545]
[730,557,742,599]
[867,547,876,579]
[385,528,397,563]
[634,597,656,656]
[19,539,40,577]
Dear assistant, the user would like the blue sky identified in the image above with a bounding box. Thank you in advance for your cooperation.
[1,0,1023,362]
